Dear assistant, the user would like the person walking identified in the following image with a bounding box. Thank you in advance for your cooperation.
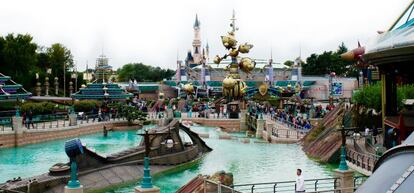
[295,169,305,193]
[365,126,370,137]
[28,110,34,129]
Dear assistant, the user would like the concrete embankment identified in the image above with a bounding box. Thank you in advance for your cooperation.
[0,120,139,148]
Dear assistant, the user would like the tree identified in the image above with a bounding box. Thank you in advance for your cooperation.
[47,43,74,77]
[302,43,356,77]
[0,34,38,88]
[46,43,74,95]
[117,63,175,82]
[283,60,294,67]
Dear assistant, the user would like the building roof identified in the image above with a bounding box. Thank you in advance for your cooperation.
[72,83,132,100]
[364,2,414,63]
[0,73,31,101]
[355,132,414,193]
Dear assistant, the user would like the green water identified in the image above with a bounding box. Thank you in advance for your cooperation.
[0,125,155,183]
[108,126,335,193]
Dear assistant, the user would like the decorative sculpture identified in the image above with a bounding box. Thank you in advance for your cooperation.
[64,138,84,191]
[214,10,255,99]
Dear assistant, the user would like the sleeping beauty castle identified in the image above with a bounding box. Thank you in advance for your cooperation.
[163,12,294,98]
[158,12,357,100]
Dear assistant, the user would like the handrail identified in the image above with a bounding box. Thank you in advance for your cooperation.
[232,177,338,187]
[346,148,379,172]
[232,176,367,193]
[273,117,311,132]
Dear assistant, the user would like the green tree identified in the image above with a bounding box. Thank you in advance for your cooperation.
[0,34,38,89]
[117,63,175,82]
[283,60,294,67]
[46,43,74,95]
[302,43,355,77]
[47,43,74,77]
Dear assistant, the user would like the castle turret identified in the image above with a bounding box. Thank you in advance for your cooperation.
[192,14,202,65]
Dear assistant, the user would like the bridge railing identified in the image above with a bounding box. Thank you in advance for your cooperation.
[204,179,238,193]
[271,128,305,139]
[232,176,367,193]
[346,148,379,172]
[272,117,311,133]
[0,117,13,131]
[232,177,339,193]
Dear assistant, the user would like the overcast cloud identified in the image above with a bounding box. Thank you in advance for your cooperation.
[0,0,409,70]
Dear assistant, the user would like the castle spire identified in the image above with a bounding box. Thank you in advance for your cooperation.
[194,14,200,28]
[192,14,202,65]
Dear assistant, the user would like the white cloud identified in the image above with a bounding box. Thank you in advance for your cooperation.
[0,0,408,70]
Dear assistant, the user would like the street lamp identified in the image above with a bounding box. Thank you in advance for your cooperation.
[338,125,349,171]
[137,128,175,190]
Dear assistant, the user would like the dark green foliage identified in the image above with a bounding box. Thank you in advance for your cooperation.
[20,102,56,115]
[283,60,294,67]
[73,100,101,112]
[118,105,147,125]
[0,34,38,89]
[302,43,357,77]
[117,63,175,82]
[352,83,382,111]
[0,33,79,93]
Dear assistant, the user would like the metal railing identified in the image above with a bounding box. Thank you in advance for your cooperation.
[271,128,305,139]
[232,177,339,193]
[0,188,25,193]
[346,148,379,172]
[0,113,127,132]
[0,117,12,131]
[204,179,237,193]
[273,117,311,132]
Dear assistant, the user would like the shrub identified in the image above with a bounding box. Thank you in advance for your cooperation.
[20,102,56,115]
[73,100,101,112]
[352,83,414,111]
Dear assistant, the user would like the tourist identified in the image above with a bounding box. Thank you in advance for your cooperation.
[372,126,378,144]
[295,168,305,193]
[223,104,227,118]
[188,108,192,118]
[215,103,221,118]
[28,110,34,129]
[220,105,224,118]
[365,126,370,137]
[98,108,103,122]
[22,112,26,128]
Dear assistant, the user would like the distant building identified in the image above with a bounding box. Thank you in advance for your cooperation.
[72,54,132,100]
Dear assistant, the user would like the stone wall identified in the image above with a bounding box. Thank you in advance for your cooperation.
[0,121,137,148]
[181,118,241,132]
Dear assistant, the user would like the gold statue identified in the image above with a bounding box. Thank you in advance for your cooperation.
[182,83,195,94]
[214,11,255,99]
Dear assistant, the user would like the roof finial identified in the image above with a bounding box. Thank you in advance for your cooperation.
[230,9,238,33]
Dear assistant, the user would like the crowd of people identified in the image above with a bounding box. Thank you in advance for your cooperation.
[273,110,312,130]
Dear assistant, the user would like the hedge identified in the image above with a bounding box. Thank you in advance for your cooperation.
[74,100,101,112]
[20,102,57,115]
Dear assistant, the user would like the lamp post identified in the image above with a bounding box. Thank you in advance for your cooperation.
[64,62,67,97]
[338,125,349,171]
[136,128,174,193]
